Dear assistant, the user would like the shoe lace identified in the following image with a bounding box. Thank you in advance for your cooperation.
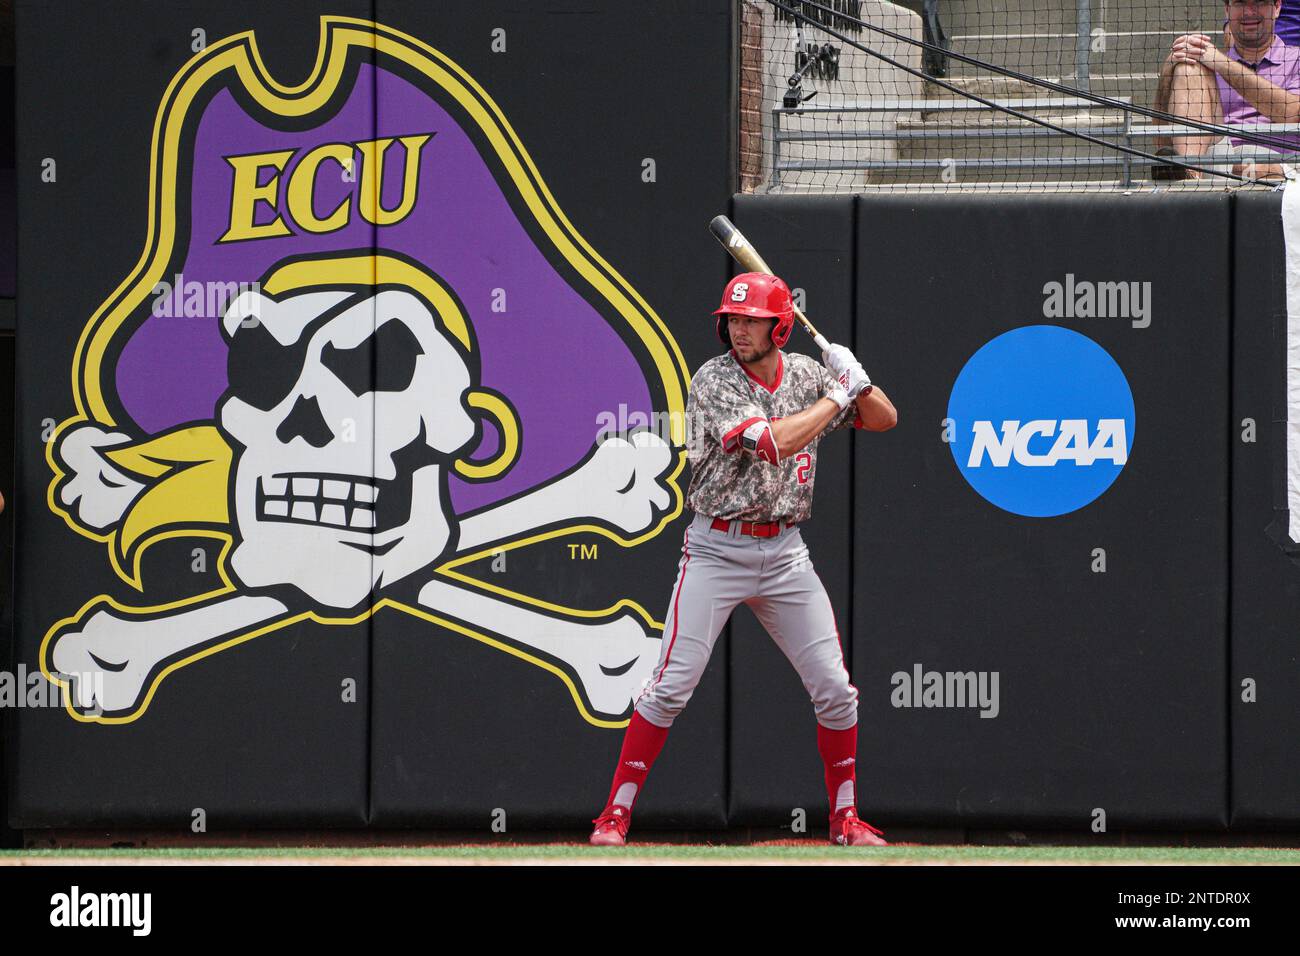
[592,809,630,835]
[836,808,883,837]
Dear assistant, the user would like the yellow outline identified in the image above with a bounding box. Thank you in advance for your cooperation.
[376,599,636,729]
[437,450,686,621]
[263,252,472,350]
[455,391,520,480]
[40,585,380,726]
[41,18,692,728]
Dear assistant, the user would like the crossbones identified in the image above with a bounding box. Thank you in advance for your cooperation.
[47,280,676,722]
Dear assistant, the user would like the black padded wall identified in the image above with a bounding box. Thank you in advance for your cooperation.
[360,0,736,829]
[852,194,1230,830]
[10,0,375,829]
[14,0,1300,838]
[1230,191,1300,828]
[10,0,735,831]
[727,195,857,827]
[1,333,14,846]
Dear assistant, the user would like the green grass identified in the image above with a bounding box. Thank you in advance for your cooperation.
[3,844,1299,863]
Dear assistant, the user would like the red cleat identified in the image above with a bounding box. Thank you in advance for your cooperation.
[589,805,632,846]
[829,808,888,846]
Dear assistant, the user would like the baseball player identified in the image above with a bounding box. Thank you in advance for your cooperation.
[589,272,897,847]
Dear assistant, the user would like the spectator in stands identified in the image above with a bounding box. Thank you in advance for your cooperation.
[1232,0,1300,45]
[1155,0,1300,179]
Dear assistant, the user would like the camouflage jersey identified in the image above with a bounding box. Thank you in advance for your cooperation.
[685,349,862,524]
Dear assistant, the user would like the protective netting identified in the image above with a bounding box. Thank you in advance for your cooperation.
[740,0,1300,192]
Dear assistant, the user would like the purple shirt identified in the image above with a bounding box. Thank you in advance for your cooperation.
[1217,36,1300,150]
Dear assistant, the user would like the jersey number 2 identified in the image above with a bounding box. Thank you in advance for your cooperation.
[795,452,812,484]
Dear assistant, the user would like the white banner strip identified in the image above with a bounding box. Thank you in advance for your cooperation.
[1282,176,1300,542]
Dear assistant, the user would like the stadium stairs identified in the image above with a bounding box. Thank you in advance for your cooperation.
[872,0,1225,188]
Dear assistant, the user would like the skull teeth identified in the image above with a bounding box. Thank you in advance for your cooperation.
[258,475,379,529]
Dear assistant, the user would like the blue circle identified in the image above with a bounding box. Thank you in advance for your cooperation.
[947,326,1135,518]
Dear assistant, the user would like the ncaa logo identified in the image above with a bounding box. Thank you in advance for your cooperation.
[946,326,1135,517]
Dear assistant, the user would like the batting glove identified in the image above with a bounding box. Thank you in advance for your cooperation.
[825,378,852,411]
[841,362,872,400]
[821,343,860,379]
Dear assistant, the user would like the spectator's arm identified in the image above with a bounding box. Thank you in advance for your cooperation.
[1177,34,1300,123]
[1213,56,1300,123]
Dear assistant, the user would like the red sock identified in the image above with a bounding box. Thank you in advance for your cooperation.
[603,711,670,811]
[817,722,858,816]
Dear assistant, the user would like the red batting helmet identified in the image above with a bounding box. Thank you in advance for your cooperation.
[713,272,795,348]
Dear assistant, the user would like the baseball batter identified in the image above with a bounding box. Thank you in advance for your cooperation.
[590,272,897,847]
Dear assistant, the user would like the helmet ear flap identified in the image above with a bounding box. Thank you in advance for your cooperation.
[771,315,793,348]
[717,315,731,346]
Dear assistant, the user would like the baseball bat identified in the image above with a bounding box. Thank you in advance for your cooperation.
[708,215,832,353]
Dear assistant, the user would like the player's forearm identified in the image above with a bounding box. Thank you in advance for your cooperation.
[856,386,897,431]
[1214,58,1300,122]
[771,399,840,459]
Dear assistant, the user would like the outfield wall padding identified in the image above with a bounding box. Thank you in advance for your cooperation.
[9,0,376,830]
[727,194,858,826]
[9,0,735,831]
[851,194,1230,830]
[11,0,1300,834]
[1229,191,1300,828]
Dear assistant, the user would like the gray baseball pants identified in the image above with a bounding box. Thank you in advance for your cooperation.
[634,513,858,730]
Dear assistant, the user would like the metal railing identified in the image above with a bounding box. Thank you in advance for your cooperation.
[1074,0,1092,92]
[770,98,1300,189]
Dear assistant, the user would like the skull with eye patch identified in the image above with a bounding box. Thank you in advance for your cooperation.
[218,285,478,609]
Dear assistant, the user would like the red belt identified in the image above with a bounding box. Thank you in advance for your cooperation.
[710,517,791,538]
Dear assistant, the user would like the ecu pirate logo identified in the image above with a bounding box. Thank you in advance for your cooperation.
[39,18,688,725]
